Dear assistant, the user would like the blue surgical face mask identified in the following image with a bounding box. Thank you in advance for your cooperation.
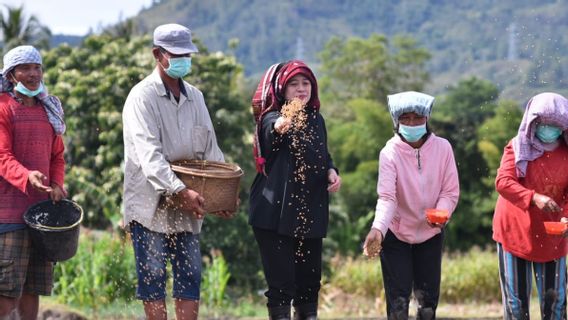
[15,82,43,97]
[164,57,191,79]
[535,124,562,144]
[398,123,427,142]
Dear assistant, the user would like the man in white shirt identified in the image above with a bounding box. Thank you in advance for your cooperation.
[122,23,231,320]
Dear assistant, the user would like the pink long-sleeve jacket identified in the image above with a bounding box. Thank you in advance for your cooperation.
[371,133,460,244]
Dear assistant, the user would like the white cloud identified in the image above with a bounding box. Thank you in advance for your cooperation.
[1,0,154,35]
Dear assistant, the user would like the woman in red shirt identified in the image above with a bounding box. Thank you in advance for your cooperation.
[493,92,568,320]
[0,45,66,319]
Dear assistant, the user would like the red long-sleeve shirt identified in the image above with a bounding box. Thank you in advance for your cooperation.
[493,141,568,262]
[0,93,65,223]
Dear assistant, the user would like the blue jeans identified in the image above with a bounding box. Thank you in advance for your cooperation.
[130,221,202,301]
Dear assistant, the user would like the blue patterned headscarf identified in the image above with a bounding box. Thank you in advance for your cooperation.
[1,45,65,135]
[387,91,435,127]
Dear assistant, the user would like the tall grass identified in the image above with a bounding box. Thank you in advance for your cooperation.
[53,230,234,315]
[201,250,231,312]
[441,247,500,303]
[327,247,501,303]
[53,229,137,310]
[52,231,503,317]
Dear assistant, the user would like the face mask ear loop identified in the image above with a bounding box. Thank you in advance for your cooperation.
[157,51,167,71]
[8,72,16,85]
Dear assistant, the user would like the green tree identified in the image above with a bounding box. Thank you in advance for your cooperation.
[0,4,51,51]
[319,34,430,109]
[324,99,392,255]
[42,35,154,228]
[477,100,523,177]
[430,77,503,250]
[102,18,137,41]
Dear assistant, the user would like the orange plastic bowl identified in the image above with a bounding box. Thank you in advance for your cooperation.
[425,209,449,224]
[544,222,567,236]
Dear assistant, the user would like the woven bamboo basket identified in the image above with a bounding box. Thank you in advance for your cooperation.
[171,160,243,213]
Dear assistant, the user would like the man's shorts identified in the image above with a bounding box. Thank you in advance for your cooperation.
[0,229,54,298]
[129,221,202,301]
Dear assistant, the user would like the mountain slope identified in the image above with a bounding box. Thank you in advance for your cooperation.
[134,0,568,99]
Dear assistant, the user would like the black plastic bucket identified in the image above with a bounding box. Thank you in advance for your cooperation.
[23,199,83,262]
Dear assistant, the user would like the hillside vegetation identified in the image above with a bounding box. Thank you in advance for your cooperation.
[134,0,568,99]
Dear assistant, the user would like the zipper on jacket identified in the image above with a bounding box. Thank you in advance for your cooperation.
[415,149,422,172]
[415,148,424,240]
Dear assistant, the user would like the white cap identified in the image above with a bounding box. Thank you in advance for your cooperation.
[153,23,198,55]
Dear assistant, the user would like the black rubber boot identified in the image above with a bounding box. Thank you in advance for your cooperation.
[293,303,318,320]
[417,306,435,320]
[268,305,291,320]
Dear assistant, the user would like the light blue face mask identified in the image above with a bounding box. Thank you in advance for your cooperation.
[398,123,427,142]
[535,124,563,144]
[15,82,43,97]
[164,57,191,79]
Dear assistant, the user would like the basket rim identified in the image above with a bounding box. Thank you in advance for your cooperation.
[171,159,243,179]
[23,199,84,231]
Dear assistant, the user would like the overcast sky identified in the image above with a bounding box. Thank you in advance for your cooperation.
[2,0,154,35]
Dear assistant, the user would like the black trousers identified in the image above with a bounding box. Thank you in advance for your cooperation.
[380,230,444,320]
[253,227,322,308]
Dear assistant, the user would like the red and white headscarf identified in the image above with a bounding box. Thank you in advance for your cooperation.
[252,60,320,174]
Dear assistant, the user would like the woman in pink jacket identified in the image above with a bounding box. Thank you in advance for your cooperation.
[363,91,460,319]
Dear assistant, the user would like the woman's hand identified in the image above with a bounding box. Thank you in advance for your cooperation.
[274,116,292,135]
[28,170,51,193]
[363,228,383,258]
[49,183,67,202]
[327,169,341,192]
[427,221,446,229]
[532,193,561,212]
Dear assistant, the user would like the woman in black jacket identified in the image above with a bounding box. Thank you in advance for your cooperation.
[249,60,341,320]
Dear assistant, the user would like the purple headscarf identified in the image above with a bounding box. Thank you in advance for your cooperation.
[512,92,568,177]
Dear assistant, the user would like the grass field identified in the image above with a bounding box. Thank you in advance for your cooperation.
[41,296,551,319]
[41,247,550,319]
